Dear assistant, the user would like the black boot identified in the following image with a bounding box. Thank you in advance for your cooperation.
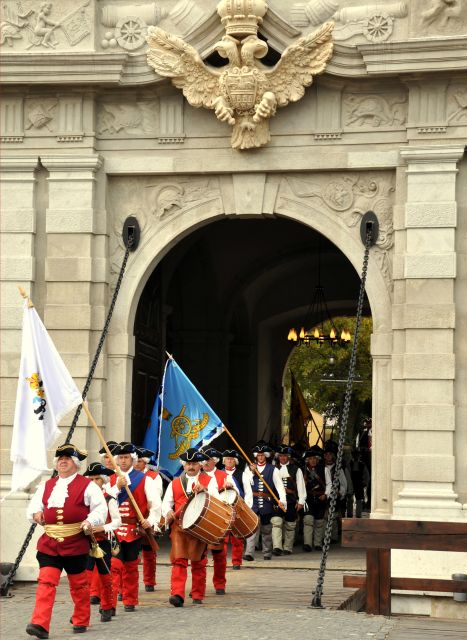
[26,624,49,639]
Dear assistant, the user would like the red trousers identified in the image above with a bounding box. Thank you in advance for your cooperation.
[31,567,90,631]
[111,557,139,606]
[171,557,207,601]
[224,533,244,566]
[142,548,157,586]
[86,568,113,611]
[211,547,227,590]
[87,566,101,598]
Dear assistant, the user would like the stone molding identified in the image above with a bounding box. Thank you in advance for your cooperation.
[39,153,103,172]
[400,145,465,165]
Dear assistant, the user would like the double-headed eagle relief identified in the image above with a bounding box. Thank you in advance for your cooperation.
[146,0,334,150]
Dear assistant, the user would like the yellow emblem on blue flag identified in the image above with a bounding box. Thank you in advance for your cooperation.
[143,357,224,479]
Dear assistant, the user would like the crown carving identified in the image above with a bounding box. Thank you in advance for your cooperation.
[217,0,268,37]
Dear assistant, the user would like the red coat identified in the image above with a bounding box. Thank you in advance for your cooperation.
[37,474,91,556]
[172,473,211,513]
[109,470,149,543]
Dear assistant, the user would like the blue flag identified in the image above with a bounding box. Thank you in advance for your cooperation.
[142,392,161,454]
[144,357,224,480]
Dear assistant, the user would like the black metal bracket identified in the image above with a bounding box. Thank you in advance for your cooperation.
[123,216,140,251]
[360,211,379,247]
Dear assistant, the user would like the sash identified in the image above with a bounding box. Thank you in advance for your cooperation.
[117,468,145,505]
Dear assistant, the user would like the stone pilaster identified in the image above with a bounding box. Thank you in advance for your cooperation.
[39,153,106,454]
[393,145,465,519]
[0,156,39,474]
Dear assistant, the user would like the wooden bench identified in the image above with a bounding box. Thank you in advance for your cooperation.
[341,518,467,615]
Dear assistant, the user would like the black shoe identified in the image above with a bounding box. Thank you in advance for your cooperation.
[273,548,282,556]
[111,608,116,617]
[282,550,292,555]
[303,544,312,552]
[314,545,322,551]
[145,585,155,592]
[243,554,254,561]
[117,593,122,602]
[192,599,203,604]
[263,555,271,560]
[72,627,87,634]
[100,610,112,623]
[26,624,49,639]
[215,589,225,595]
[169,595,184,608]
[232,565,241,570]
[90,596,100,605]
[124,605,136,612]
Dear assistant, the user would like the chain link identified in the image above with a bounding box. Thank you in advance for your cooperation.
[311,229,372,608]
[0,239,133,597]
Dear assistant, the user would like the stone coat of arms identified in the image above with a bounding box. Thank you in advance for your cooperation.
[146,0,333,150]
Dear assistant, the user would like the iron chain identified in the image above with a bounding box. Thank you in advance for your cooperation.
[311,229,372,608]
[0,238,133,597]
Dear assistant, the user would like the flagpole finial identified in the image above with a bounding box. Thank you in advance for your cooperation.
[18,286,34,308]
[165,351,173,359]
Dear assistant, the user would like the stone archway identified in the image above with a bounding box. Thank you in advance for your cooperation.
[106,171,393,516]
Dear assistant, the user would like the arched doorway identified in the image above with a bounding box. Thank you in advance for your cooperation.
[131,218,370,451]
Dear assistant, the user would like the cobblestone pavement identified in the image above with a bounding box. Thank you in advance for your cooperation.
[2,546,464,640]
[1,550,395,640]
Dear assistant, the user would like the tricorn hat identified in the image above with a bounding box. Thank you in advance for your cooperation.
[324,440,338,455]
[252,443,273,457]
[114,442,136,455]
[135,447,155,459]
[180,448,209,463]
[276,444,294,456]
[98,440,119,455]
[199,446,221,460]
[55,443,87,461]
[222,448,241,459]
[83,462,115,477]
[303,445,324,459]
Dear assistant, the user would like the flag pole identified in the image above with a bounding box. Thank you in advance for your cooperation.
[81,401,148,524]
[222,423,285,511]
[18,286,34,308]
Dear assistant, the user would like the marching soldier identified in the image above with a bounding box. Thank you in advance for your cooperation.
[323,440,347,542]
[26,444,107,639]
[302,446,328,551]
[107,442,161,612]
[271,445,306,555]
[200,446,235,595]
[83,462,122,622]
[161,448,220,607]
[243,443,286,561]
[222,449,245,569]
[134,447,164,592]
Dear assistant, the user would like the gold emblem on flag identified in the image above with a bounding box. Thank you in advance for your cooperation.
[168,404,209,459]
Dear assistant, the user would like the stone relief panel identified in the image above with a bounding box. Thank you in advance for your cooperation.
[447,84,467,126]
[276,172,395,291]
[410,0,466,36]
[289,1,409,43]
[20,95,84,141]
[98,0,206,53]
[343,91,407,129]
[97,98,159,137]
[107,175,223,289]
[0,0,93,50]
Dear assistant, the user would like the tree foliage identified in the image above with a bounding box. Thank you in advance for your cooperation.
[283,316,372,444]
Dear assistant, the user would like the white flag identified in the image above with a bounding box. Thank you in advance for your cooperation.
[9,301,82,494]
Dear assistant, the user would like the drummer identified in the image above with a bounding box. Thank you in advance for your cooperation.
[161,448,220,607]
[200,446,237,596]
[222,449,245,570]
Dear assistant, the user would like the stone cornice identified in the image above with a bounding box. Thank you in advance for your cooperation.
[359,37,467,76]
[1,37,467,86]
[400,145,466,165]
[0,156,40,172]
[39,154,104,172]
